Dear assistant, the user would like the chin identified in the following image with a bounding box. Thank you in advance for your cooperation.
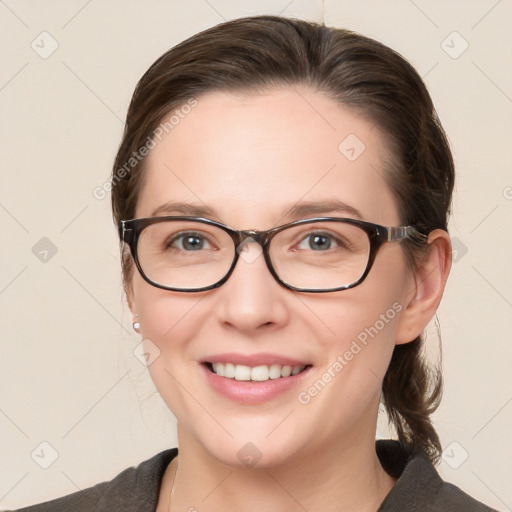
[192,423,309,470]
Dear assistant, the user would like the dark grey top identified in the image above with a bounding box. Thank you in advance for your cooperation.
[11,440,496,511]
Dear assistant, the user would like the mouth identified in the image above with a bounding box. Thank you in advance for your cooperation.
[203,361,313,381]
[200,357,314,404]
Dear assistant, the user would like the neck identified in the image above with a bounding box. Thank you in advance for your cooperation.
[160,425,395,512]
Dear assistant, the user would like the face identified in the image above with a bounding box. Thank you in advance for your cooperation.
[128,87,415,468]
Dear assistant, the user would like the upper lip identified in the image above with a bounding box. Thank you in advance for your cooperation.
[201,352,312,367]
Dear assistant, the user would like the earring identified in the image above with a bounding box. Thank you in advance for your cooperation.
[132,314,140,333]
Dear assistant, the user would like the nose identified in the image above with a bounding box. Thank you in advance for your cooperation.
[214,241,290,333]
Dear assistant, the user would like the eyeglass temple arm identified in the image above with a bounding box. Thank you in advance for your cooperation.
[118,221,134,243]
[387,226,427,242]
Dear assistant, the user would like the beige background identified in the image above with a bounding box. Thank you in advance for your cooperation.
[1,0,511,510]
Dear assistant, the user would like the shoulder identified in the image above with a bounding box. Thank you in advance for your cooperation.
[9,448,177,512]
[376,440,497,512]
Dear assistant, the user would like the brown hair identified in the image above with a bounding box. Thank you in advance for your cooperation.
[111,15,454,463]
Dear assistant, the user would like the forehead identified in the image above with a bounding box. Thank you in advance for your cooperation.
[136,87,400,226]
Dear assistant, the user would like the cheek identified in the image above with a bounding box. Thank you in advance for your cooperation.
[301,289,402,380]
[132,269,201,339]
[132,275,204,388]
[134,285,209,421]
[297,252,408,400]
[292,293,403,441]
[308,250,407,349]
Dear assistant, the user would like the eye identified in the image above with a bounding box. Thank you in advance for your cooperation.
[297,232,340,251]
[168,232,213,251]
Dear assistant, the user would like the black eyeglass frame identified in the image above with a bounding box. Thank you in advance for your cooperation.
[119,216,427,293]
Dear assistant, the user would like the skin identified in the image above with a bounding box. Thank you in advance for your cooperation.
[125,87,451,512]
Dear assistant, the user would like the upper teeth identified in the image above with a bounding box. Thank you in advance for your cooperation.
[211,363,306,381]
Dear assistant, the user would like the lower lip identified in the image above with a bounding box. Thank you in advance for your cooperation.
[201,364,312,404]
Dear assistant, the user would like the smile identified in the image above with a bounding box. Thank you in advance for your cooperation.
[206,362,310,381]
[200,352,314,403]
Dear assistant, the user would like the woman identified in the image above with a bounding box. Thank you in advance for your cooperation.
[14,15,496,512]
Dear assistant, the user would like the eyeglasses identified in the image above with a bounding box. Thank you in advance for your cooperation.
[119,216,426,293]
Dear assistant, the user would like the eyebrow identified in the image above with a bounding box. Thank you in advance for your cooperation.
[150,201,219,218]
[150,199,363,222]
[280,200,363,220]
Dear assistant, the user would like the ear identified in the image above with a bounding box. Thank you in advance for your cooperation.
[395,229,452,345]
